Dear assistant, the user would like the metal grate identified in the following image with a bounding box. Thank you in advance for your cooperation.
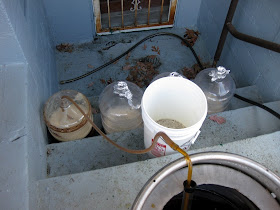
[93,0,177,34]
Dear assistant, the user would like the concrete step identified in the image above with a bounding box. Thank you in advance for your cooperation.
[46,99,280,178]
[192,100,280,149]
[38,131,280,210]
[46,128,148,178]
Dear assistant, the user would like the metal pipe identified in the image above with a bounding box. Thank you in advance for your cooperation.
[213,0,280,67]
[227,22,280,53]
[213,0,239,67]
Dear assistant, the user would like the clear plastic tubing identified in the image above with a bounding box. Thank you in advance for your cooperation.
[62,95,193,210]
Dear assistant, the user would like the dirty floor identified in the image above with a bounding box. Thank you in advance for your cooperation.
[56,28,211,97]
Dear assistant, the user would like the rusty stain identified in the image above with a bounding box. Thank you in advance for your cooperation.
[168,0,177,24]
[107,0,111,28]
[96,15,102,32]
[97,22,174,33]
[93,0,102,32]
[87,64,94,68]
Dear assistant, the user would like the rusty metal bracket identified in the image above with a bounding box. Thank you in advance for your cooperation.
[213,0,239,67]
[226,22,280,53]
[213,0,280,67]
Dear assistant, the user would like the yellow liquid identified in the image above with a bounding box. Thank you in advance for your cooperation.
[174,147,192,210]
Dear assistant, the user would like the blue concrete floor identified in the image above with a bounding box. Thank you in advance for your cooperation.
[56,28,211,97]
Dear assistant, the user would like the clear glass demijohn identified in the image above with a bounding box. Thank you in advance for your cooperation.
[43,90,93,141]
[194,66,236,114]
[99,81,143,134]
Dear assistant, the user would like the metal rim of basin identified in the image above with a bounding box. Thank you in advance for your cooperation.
[132,152,280,209]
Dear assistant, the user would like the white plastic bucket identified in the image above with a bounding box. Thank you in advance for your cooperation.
[141,77,207,157]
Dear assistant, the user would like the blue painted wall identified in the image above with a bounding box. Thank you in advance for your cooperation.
[198,0,280,102]
[175,0,202,28]
[42,0,200,44]
[1,0,279,207]
[0,0,57,208]
[42,0,95,45]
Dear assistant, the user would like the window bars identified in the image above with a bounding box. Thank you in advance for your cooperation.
[93,0,177,34]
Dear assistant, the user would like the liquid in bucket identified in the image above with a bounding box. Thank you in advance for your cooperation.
[141,77,207,157]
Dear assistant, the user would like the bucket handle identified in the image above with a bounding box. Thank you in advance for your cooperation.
[191,130,201,144]
[180,130,201,148]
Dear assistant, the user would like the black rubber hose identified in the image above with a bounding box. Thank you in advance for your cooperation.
[60,32,203,84]
[234,93,280,119]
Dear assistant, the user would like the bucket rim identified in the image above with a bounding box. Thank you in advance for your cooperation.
[141,77,207,133]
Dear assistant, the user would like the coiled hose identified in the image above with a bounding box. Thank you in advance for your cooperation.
[59,32,203,84]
